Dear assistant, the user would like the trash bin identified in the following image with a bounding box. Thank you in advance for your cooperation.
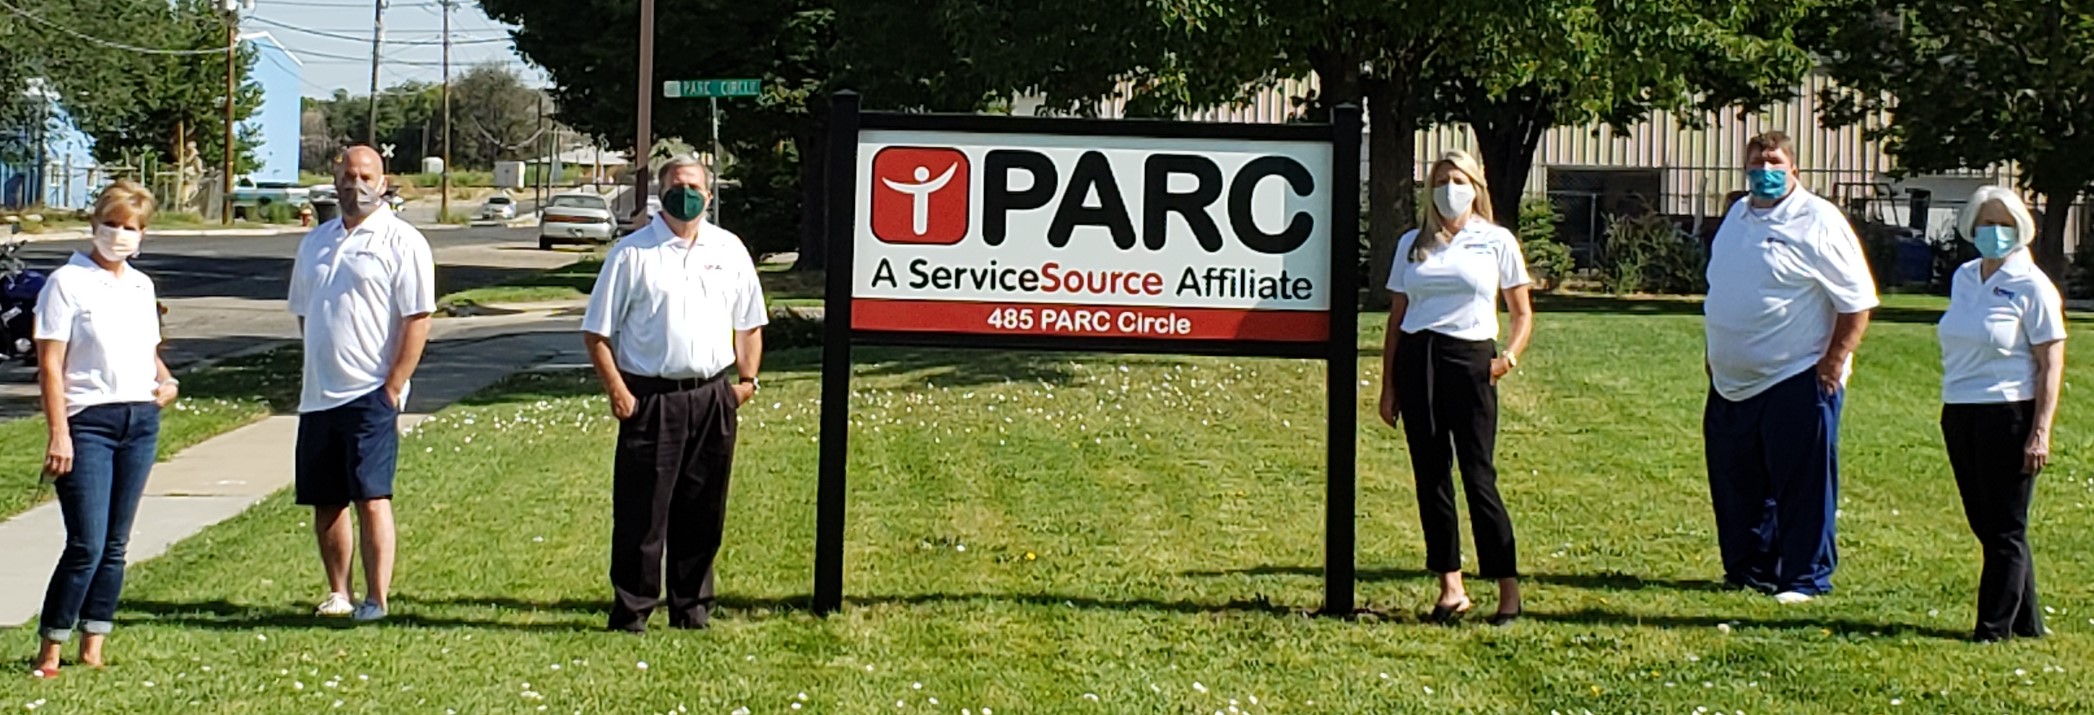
[311,198,340,225]
[1894,230,1933,287]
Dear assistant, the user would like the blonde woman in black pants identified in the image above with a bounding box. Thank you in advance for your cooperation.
[1937,186,2065,642]
[1377,150,1534,625]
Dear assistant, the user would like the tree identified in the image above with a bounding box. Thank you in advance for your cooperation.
[300,105,335,172]
[451,63,548,169]
[1810,0,2094,282]
[1434,1,1814,224]
[312,84,442,174]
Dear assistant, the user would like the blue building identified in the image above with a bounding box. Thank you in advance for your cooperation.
[0,81,98,210]
[241,31,302,184]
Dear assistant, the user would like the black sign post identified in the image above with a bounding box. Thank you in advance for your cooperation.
[814,92,1361,616]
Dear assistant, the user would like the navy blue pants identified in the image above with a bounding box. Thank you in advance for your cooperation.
[295,388,400,506]
[1704,370,1841,595]
[40,402,160,642]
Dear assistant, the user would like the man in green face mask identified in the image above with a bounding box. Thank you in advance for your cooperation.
[582,156,769,632]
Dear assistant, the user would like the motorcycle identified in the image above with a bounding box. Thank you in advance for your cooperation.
[0,238,46,367]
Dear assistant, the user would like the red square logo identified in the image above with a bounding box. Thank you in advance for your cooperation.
[871,147,969,245]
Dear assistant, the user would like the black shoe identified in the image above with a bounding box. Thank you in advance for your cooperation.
[1487,609,1522,627]
[1426,597,1473,624]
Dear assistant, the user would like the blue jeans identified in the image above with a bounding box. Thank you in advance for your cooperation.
[39,402,160,642]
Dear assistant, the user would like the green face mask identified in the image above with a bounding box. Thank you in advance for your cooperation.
[661,186,707,222]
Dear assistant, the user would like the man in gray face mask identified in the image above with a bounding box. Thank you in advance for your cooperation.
[285,145,436,623]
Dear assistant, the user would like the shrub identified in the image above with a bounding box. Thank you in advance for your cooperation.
[1599,213,1706,294]
[1517,197,1568,291]
[2070,234,2094,299]
[256,201,300,224]
[764,307,825,350]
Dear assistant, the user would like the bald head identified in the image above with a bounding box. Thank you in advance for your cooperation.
[338,145,387,191]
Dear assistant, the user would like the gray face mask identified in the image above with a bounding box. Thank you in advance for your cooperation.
[340,179,386,218]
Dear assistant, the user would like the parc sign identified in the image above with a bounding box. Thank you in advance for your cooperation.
[851,132,1336,343]
[817,93,1362,617]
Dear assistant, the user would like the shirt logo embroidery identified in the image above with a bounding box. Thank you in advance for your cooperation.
[1763,237,1786,247]
[1993,286,2017,300]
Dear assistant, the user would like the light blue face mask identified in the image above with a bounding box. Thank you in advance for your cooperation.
[1971,225,2021,260]
[1747,168,1789,201]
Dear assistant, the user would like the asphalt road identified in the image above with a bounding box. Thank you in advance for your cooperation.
[0,223,581,417]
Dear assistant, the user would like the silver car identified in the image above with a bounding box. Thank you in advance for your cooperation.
[478,195,518,222]
[539,193,615,249]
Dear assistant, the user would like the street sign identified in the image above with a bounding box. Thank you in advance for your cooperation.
[663,78,762,99]
[380,143,396,159]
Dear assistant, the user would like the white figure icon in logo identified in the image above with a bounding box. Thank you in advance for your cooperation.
[882,163,959,236]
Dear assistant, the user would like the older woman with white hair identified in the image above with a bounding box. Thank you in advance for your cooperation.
[1936,185,2067,642]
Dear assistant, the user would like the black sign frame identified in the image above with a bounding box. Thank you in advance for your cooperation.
[816,91,1362,616]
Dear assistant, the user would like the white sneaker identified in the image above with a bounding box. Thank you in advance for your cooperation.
[315,593,355,617]
[351,601,388,623]
[1773,591,1815,605]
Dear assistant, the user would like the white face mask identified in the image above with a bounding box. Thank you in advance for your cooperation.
[340,179,387,218]
[1433,182,1477,221]
[91,224,142,262]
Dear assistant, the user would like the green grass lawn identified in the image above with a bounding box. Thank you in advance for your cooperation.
[6,295,2094,713]
[437,260,826,315]
[0,347,302,521]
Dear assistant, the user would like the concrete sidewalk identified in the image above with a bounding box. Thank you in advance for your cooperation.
[0,315,585,628]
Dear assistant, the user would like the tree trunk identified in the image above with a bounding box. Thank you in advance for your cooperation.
[1364,79,1418,312]
[794,114,830,271]
[1467,89,1552,229]
[2034,184,2077,290]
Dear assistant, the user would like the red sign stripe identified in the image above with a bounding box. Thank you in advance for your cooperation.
[850,299,1330,343]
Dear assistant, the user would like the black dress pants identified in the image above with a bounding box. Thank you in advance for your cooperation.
[1395,330,1518,579]
[1941,401,2044,641]
[609,373,738,631]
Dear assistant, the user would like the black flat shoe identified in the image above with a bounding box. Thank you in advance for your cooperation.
[1426,597,1473,624]
[1487,609,1522,627]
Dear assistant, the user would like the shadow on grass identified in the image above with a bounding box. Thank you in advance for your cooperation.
[1184,564,1732,594]
[119,591,1969,640]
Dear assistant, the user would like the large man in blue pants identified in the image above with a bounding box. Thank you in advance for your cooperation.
[1703,131,1879,603]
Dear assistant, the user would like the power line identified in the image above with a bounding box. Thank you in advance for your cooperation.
[250,16,511,46]
[0,0,229,56]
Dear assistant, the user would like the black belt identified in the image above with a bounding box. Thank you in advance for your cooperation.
[621,371,725,395]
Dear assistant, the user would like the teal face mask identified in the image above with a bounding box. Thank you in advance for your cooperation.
[661,186,707,222]
[1971,225,2020,260]
[1747,168,1789,201]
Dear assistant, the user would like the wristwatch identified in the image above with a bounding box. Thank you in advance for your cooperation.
[1503,353,1519,369]
[739,376,760,392]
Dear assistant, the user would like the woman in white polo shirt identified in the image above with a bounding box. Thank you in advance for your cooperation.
[29,181,178,678]
[1377,150,1535,626]
[1936,186,2066,642]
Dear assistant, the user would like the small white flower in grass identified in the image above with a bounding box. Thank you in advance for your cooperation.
[792,704,803,711]
[1249,696,1258,706]
[1703,682,1713,689]
[636,661,648,671]
[914,683,923,690]
[1083,693,1099,701]
[293,682,305,690]
[1892,699,1904,706]
[797,693,809,701]
[929,698,939,706]
[550,664,560,671]
[732,709,751,715]
[332,701,343,709]
[1718,623,1732,633]
[1193,682,1207,693]
[2016,669,2028,677]
[1423,686,1434,695]
[866,665,876,672]
[258,634,269,641]
[1380,672,1390,680]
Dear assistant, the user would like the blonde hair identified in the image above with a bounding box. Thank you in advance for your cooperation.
[92,180,157,228]
[1959,185,2037,249]
[1411,150,1494,262]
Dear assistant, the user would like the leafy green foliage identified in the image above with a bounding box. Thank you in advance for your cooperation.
[1599,213,1705,294]
[1518,197,1571,291]
[1809,0,2094,281]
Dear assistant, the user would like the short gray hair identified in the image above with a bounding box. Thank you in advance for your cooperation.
[655,156,712,193]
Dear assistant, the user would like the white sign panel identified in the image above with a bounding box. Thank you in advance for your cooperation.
[852,129,1334,342]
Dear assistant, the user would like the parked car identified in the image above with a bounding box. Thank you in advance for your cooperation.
[230,179,312,211]
[478,195,518,222]
[539,193,616,250]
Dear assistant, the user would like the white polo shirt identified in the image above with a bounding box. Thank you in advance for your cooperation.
[1704,190,1880,401]
[287,209,436,413]
[1938,251,2067,404]
[1386,220,1531,342]
[582,217,768,380]
[33,253,162,415]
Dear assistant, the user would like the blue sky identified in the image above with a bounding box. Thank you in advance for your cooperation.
[248,0,547,97]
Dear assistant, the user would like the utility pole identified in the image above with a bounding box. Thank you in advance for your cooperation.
[439,0,452,222]
[634,0,655,220]
[221,3,238,226]
[366,0,386,146]
[534,92,544,208]
[173,119,184,211]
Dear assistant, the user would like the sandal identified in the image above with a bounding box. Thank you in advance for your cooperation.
[1426,597,1473,624]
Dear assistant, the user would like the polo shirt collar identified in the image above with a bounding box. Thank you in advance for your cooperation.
[638,216,721,248]
[1747,187,1814,223]
[67,251,135,283]
[1992,247,2038,280]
